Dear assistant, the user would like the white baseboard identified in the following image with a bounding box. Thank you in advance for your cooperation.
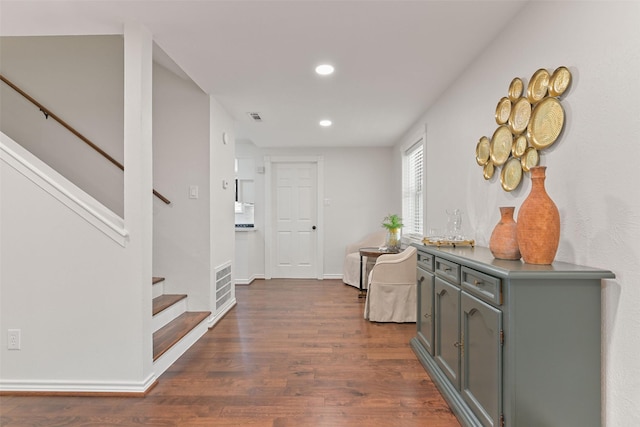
[235,274,264,285]
[323,273,343,280]
[0,374,157,394]
[208,298,237,327]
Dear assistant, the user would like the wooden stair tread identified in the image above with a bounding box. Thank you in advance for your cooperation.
[152,294,187,316]
[153,311,210,361]
[152,276,165,285]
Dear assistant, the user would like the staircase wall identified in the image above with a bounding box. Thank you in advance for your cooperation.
[0,133,152,392]
[0,35,125,216]
[152,62,211,313]
[0,25,156,393]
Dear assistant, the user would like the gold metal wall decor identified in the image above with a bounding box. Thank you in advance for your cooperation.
[475,66,572,192]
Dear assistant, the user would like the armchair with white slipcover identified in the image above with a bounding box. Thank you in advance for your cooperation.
[364,246,417,323]
[342,230,387,289]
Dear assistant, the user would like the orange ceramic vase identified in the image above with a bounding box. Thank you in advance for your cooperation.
[516,166,560,264]
[489,206,521,260]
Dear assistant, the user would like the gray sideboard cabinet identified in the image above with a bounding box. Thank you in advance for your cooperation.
[410,244,615,427]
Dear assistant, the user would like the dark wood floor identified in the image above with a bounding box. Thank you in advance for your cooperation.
[0,279,459,427]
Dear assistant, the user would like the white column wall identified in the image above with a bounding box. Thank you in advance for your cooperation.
[395,2,640,425]
[123,23,154,384]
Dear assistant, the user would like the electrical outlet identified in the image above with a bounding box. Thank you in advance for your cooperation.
[8,329,21,350]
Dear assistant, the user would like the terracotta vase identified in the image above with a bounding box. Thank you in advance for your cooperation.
[489,206,521,260]
[516,166,560,264]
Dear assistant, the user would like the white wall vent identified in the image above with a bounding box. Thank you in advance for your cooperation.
[215,262,232,310]
[247,112,263,122]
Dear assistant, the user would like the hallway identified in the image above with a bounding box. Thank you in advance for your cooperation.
[0,279,459,426]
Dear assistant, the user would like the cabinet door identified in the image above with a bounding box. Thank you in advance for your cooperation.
[417,267,435,355]
[461,292,502,427]
[434,277,461,390]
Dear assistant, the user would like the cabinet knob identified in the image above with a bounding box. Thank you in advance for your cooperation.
[423,313,431,319]
[453,341,464,348]
[418,276,425,283]
[474,279,483,286]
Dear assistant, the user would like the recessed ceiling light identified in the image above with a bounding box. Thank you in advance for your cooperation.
[315,64,334,75]
[319,119,332,127]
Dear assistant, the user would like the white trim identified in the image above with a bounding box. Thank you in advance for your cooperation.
[207,298,236,327]
[264,156,324,280]
[402,131,426,237]
[264,156,273,279]
[235,273,264,285]
[151,297,187,333]
[323,274,342,280]
[0,375,157,394]
[153,315,209,378]
[0,132,129,246]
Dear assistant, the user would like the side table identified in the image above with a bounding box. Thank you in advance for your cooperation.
[358,247,399,298]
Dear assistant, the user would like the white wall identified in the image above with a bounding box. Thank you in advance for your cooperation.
[152,62,211,311]
[395,2,640,425]
[234,141,397,281]
[0,36,125,215]
[209,97,237,314]
[0,26,156,392]
[0,150,150,388]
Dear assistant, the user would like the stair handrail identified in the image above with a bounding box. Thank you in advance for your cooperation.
[0,74,171,205]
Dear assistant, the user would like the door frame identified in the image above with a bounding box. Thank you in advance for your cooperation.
[264,155,324,280]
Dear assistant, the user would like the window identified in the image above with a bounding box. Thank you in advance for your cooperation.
[402,138,424,237]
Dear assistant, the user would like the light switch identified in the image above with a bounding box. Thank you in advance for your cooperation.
[189,185,199,199]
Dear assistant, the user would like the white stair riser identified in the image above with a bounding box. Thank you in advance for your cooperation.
[153,316,210,378]
[152,281,165,299]
[152,298,187,332]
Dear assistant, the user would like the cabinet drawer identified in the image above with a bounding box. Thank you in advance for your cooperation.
[417,250,435,272]
[435,257,460,285]
[461,267,502,305]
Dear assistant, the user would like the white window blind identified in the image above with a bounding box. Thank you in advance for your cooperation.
[403,140,424,237]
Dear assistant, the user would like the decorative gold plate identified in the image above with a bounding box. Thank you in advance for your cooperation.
[483,161,495,180]
[508,77,524,102]
[476,136,491,165]
[548,66,572,97]
[490,125,513,166]
[512,135,528,158]
[527,68,550,104]
[501,157,523,192]
[521,146,539,172]
[528,97,565,149]
[495,97,511,125]
[508,98,532,135]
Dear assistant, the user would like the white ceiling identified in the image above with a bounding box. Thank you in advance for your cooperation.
[0,0,529,148]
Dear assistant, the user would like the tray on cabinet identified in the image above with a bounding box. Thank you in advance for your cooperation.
[422,237,475,247]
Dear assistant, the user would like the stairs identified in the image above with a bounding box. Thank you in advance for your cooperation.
[152,277,211,376]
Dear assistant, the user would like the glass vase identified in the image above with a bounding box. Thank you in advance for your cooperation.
[386,228,402,252]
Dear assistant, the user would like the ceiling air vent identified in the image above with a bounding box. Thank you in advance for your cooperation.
[247,112,263,122]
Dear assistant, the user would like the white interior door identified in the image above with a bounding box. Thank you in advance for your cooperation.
[271,161,318,278]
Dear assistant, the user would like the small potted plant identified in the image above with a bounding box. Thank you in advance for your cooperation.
[382,214,403,252]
